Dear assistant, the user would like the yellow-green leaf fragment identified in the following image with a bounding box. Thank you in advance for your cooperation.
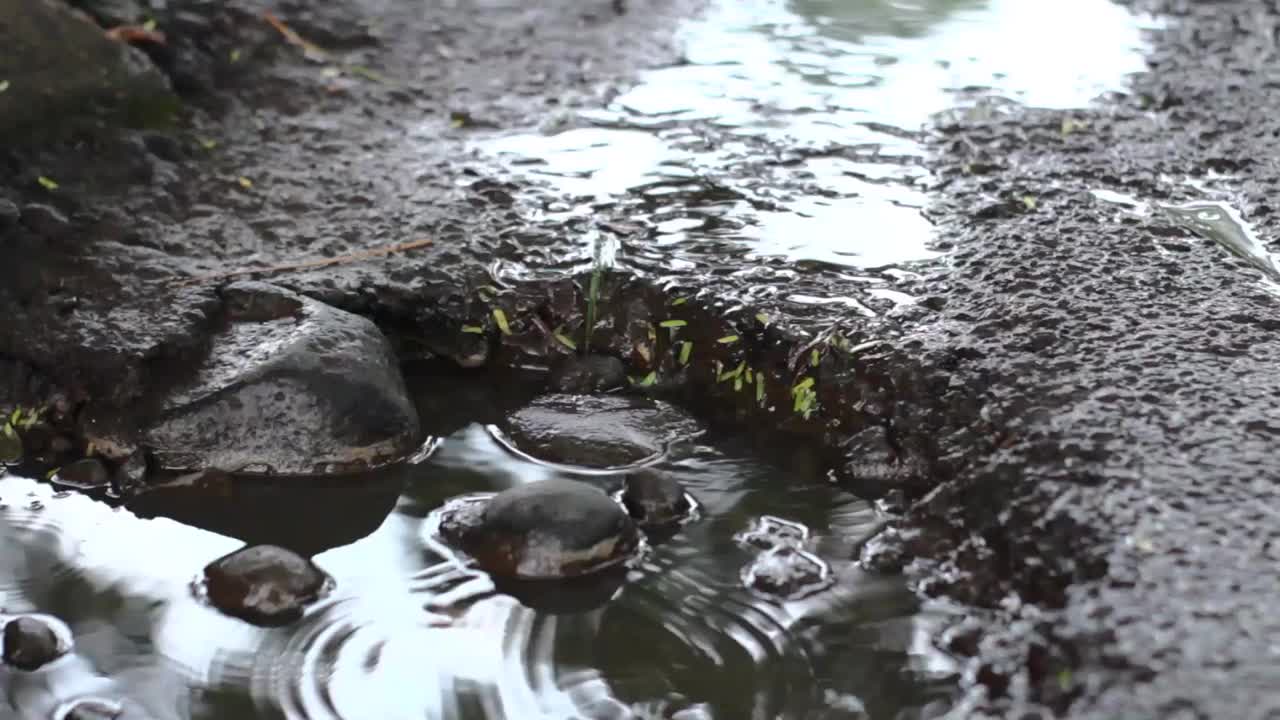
[492,308,511,335]
[717,335,739,344]
[236,176,253,189]
[659,319,687,329]
[0,426,19,464]
[756,376,765,405]
[142,18,157,31]
[1060,117,1087,136]
[756,312,770,326]
[0,80,9,93]
[553,331,577,350]
[349,65,387,83]
[679,341,692,365]
[230,48,242,63]
[1057,669,1073,692]
[461,325,485,334]
[635,371,657,387]
[792,377,815,395]
[810,348,821,367]
[197,137,218,150]
[1021,195,1037,211]
[36,176,58,191]
[671,297,688,306]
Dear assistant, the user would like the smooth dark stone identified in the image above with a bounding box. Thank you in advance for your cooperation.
[621,468,691,527]
[462,478,638,580]
[3,615,64,671]
[203,545,330,627]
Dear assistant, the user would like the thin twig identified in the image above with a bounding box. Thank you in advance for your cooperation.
[174,237,433,287]
[262,11,329,59]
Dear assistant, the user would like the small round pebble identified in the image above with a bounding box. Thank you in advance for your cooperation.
[3,615,66,671]
[621,469,691,527]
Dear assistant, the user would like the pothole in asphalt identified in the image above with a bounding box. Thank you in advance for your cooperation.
[0,363,959,719]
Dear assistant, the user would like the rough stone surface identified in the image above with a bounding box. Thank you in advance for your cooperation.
[3,0,1277,715]
[502,394,703,468]
[0,0,696,420]
[742,545,830,599]
[461,478,639,580]
[2,615,65,671]
[0,0,174,134]
[141,282,420,475]
[203,544,329,626]
[883,2,1280,716]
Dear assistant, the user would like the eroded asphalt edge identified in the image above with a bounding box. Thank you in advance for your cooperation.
[2,0,1279,717]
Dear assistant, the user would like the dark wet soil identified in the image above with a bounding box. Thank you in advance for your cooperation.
[5,0,1280,717]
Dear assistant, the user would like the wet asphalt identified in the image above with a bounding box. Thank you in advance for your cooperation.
[3,0,1280,717]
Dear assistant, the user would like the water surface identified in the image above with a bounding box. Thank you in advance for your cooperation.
[0,417,956,719]
[470,0,1157,292]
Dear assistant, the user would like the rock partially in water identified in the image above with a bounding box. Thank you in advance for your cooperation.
[53,458,111,491]
[502,394,702,468]
[742,546,832,600]
[620,469,692,528]
[202,544,331,627]
[734,515,810,552]
[143,282,420,475]
[859,526,907,574]
[58,696,125,720]
[547,354,627,393]
[457,478,640,580]
[0,0,175,134]
[112,449,150,496]
[2,615,67,671]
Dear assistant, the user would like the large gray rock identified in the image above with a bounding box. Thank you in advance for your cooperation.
[0,0,175,134]
[143,282,420,475]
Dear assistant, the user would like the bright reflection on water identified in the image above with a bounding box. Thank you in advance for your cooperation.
[0,422,956,719]
[476,0,1156,275]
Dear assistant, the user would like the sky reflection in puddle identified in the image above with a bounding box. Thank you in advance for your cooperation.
[473,0,1158,277]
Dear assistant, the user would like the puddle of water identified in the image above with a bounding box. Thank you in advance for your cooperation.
[0,392,958,719]
[1158,201,1280,284]
[467,0,1158,298]
[1092,187,1280,292]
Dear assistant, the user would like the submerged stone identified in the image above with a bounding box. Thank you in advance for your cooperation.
[742,546,831,599]
[620,469,692,528]
[2,615,66,671]
[502,394,702,468]
[203,544,330,627]
[459,478,639,580]
[734,515,809,552]
[143,282,420,475]
[60,696,125,720]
